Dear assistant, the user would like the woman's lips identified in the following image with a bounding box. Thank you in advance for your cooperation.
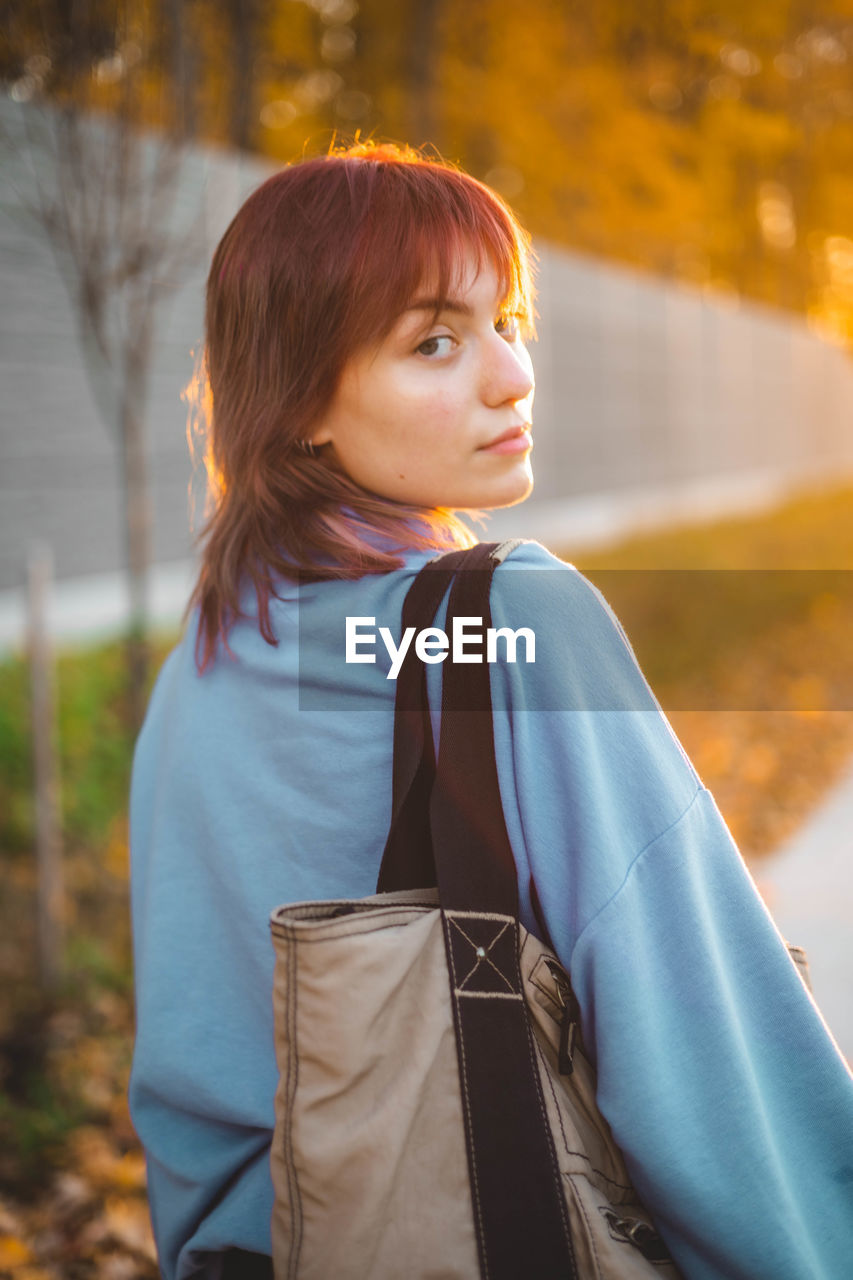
[479,426,533,455]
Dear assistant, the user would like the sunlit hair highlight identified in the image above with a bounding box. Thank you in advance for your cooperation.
[189,140,537,669]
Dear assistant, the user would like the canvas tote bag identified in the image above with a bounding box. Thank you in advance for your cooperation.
[268,541,682,1278]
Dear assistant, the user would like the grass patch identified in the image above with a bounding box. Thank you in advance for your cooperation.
[559,480,853,857]
[572,481,853,570]
[1,635,176,867]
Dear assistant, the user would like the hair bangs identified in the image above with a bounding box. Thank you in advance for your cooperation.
[337,154,537,351]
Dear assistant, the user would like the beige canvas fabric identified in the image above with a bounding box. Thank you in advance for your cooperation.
[270,889,686,1279]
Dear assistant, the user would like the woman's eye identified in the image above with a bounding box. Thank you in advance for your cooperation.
[416,334,455,358]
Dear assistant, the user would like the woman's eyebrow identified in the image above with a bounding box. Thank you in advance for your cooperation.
[404,297,474,316]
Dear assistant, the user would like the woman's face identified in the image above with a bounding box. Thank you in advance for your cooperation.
[309,251,536,510]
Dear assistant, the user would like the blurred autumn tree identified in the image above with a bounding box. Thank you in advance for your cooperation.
[227,0,853,347]
[361,0,853,346]
[5,0,853,336]
[1,0,208,729]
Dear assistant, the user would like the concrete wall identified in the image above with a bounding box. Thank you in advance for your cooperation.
[0,102,270,597]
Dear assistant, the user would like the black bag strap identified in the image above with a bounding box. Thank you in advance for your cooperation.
[377,540,522,894]
[378,540,578,1280]
[376,546,473,892]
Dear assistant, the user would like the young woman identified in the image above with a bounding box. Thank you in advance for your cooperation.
[129,143,853,1279]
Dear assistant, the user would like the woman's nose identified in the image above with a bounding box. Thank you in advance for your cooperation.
[483,333,535,410]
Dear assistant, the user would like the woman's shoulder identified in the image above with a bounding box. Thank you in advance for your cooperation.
[494,538,621,625]
[488,539,655,711]
[496,538,570,572]
[486,540,703,881]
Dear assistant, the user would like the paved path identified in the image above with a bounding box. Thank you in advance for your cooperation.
[0,558,197,653]
[756,760,853,1065]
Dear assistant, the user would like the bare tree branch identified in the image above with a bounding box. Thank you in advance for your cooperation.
[2,0,207,726]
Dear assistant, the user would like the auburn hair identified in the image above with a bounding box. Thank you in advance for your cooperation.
[188,141,536,669]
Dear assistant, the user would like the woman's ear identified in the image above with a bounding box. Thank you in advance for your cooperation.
[306,403,334,448]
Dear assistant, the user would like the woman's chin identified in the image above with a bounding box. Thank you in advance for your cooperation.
[458,484,533,514]
[486,464,535,510]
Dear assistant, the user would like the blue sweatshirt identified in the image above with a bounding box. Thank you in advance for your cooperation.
[129,538,853,1278]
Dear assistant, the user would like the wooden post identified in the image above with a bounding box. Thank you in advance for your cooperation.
[27,543,64,990]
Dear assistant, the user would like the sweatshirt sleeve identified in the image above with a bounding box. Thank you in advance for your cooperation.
[128,644,280,1279]
[484,541,853,1280]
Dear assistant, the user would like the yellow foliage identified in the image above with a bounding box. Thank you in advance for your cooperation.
[0,1234,33,1265]
[10,0,853,328]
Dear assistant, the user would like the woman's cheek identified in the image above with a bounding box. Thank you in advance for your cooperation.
[424,387,464,432]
